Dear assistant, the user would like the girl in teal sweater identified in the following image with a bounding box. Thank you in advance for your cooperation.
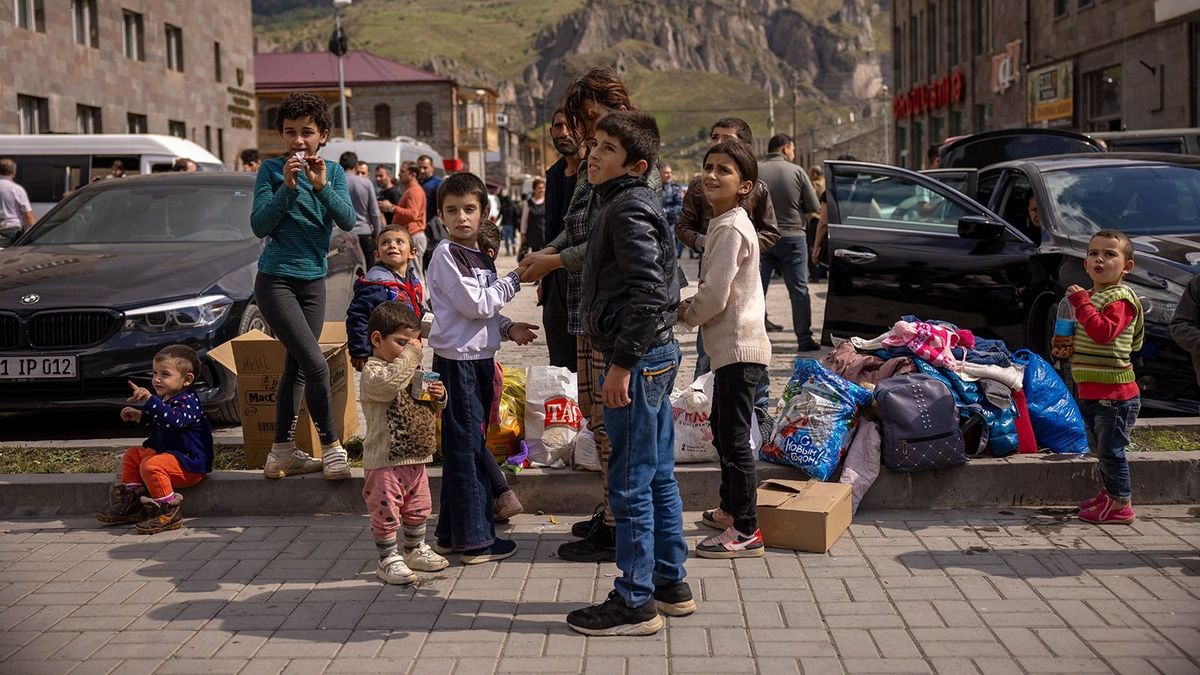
[251,92,357,480]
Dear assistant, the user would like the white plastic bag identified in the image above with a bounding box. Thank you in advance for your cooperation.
[571,420,599,472]
[524,366,582,467]
[672,373,718,463]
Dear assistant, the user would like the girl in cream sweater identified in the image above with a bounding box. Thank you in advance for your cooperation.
[677,140,772,559]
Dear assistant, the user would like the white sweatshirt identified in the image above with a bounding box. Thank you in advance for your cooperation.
[426,239,519,361]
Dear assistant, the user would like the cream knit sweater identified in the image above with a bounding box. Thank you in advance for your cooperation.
[359,344,446,471]
[680,206,772,371]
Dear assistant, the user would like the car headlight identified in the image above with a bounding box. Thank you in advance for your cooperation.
[1134,281,1183,326]
[123,295,233,333]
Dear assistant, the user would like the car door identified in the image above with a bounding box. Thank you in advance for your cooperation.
[922,168,978,198]
[822,161,1040,347]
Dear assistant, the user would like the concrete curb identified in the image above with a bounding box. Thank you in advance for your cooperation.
[2,451,1197,518]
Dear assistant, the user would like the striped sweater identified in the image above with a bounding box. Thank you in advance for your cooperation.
[1070,284,1144,387]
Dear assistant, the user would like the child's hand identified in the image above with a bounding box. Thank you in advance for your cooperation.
[283,155,304,190]
[351,356,367,372]
[602,365,632,408]
[120,407,142,423]
[427,380,446,400]
[508,322,539,345]
[127,380,151,404]
[1066,284,1086,295]
[305,156,327,192]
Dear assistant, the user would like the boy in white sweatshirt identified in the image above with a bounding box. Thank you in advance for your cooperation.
[424,173,537,564]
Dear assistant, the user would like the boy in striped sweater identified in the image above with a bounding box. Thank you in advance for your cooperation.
[1066,229,1144,524]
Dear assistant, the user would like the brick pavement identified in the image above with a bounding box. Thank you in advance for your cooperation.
[0,506,1197,674]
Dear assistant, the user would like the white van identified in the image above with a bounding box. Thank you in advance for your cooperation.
[0,134,225,218]
[319,137,445,177]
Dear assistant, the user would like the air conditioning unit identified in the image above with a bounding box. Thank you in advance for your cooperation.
[496,113,509,127]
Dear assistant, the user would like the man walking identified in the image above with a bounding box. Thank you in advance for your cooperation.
[340,151,384,267]
[416,154,443,225]
[758,134,821,352]
[0,159,35,247]
[541,109,583,371]
[392,161,428,281]
[375,165,402,224]
[660,164,685,258]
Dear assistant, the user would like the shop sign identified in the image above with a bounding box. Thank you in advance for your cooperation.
[893,70,964,120]
[991,40,1023,94]
[227,86,256,131]
[1027,61,1075,124]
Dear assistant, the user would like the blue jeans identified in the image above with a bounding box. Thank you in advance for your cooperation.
[760,236,813,343]
[601,340,688,608]
[433,356,496,550]
[1079,397,1140,501]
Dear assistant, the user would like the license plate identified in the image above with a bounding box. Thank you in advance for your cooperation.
[0,355,78,380]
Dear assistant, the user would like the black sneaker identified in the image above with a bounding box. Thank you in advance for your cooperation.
[797,338,822,352]
[765,317,785,333]
[571,503,605,538]
[557,522,616,563]
[460,538,517,565]
[567,590,664,636]
[653,580,696,617]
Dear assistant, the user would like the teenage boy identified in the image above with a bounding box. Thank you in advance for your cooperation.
[425,173,537,563]
[567,110,692,636]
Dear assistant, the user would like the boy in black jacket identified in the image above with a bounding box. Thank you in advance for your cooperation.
[1170,274,1200,385]
[567,111,692,636]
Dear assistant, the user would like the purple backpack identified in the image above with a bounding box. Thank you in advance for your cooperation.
[875,374,966,472]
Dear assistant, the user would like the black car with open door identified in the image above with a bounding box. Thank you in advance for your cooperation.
[822,156,1200,414]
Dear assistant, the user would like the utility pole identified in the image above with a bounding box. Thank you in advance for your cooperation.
[767,94,775,139]
[331,0,352,138]
[791,88,798,140]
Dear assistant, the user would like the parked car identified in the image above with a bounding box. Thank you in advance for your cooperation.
[0,173,365,423]
[1091,128,1200,156]
[937,128,1104,169]
[822,154,1200,414]
[317,137,445,177]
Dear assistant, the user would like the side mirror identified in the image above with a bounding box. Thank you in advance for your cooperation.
[958,215,1006,240]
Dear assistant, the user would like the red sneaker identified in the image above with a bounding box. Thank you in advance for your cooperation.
[1078,488,1108,512]
[1078,495,1135,525]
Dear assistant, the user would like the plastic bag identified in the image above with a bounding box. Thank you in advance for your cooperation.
[761,359,873,481]
[1011,349,1089,453]
[672,373,718,463]
[524,366,582,466]
[571,420,599,472]
[486,365,527,461]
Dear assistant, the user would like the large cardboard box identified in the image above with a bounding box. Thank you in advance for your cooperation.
[209,323,358,468]
[757,480,852,553]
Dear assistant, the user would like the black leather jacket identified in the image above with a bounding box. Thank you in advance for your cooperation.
[581,174,680,369]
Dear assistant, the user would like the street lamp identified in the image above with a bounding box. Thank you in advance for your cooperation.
[330,0,352,138]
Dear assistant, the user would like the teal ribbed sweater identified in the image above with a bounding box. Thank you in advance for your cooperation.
[251,156,356,280]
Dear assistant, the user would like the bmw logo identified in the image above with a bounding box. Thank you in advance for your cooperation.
[20,294,39,305]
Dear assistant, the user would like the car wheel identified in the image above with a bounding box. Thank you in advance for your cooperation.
[207,303,268,425]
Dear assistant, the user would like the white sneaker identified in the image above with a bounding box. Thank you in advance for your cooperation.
[376,555,415,585]
[322,447,351,481]
[404,542,450,572]
[263,449,323,479]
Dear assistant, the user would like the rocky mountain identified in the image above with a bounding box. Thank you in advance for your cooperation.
[254,0,890,162]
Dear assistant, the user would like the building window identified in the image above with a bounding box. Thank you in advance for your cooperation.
[911,122,924,169]
[123,11,144,60]
[204,125,213,151]
[262,106,279,130]
[974,104,988,133]
[213,42,222,82]
[927,4,938,78]
[330,104,350,133]
[949,1,959,65]
[374,103,392,138]
[165,24,184,72]
[930,117,944,148]
[168,119,187,138]
[1084,65,1122,131]
[14,0,45,31]
[973,0,985,57]
[76,104,102,134]
[893,24,902,88]
[909,13,919,84]
[949,110,963,137]
[1078,0,1093,7]
[18,95,50,134]
[1054,0,1069,17]
[127,113,148,134]
[217,128,225,162]
[72,0,98,48]
[416,102,434,137]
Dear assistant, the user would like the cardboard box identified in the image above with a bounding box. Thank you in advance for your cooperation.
[209,323,358,468]
[757,479,852,553]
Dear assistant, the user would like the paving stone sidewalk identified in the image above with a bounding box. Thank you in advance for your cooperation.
[0,506,1198,674]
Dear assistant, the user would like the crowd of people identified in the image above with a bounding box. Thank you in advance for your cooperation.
[76,66,1200,639]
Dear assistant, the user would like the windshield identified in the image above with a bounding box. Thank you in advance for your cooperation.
[21,184,254,245]
[1044,164,1200,237]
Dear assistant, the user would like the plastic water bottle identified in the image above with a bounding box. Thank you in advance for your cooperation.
[1052,297,1076,390]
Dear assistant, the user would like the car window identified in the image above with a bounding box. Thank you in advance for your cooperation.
[1044,164,1200,237]
[977,172,1002,208]
[997,175,1043,242]
[832,169,970,234]
[22,184,255,244]
[1105,139,1183,154]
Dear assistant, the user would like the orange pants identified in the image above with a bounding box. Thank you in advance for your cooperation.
[121,447,204,498]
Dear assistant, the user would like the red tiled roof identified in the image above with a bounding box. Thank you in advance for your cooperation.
[255,51,453,91]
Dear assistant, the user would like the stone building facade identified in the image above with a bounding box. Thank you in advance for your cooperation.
[891,0,1200,168]
[2,0,256,165]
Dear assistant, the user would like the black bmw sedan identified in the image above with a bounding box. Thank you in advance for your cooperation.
[0,173,364,423]
[822,154,1200,414]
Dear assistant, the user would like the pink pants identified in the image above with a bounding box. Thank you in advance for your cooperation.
[363,464,432,539]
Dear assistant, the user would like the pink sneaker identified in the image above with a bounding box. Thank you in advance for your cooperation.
[701,508,733,531]
[1079,495,1135,525]
[1078,488,1108,512]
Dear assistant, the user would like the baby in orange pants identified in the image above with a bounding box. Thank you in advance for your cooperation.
[97,345,214,534]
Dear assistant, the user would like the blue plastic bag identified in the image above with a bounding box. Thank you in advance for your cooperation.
[1011,349,1089,453]
[761,359,873,481]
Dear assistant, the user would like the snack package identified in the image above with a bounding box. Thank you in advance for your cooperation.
[409,370,440,401]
